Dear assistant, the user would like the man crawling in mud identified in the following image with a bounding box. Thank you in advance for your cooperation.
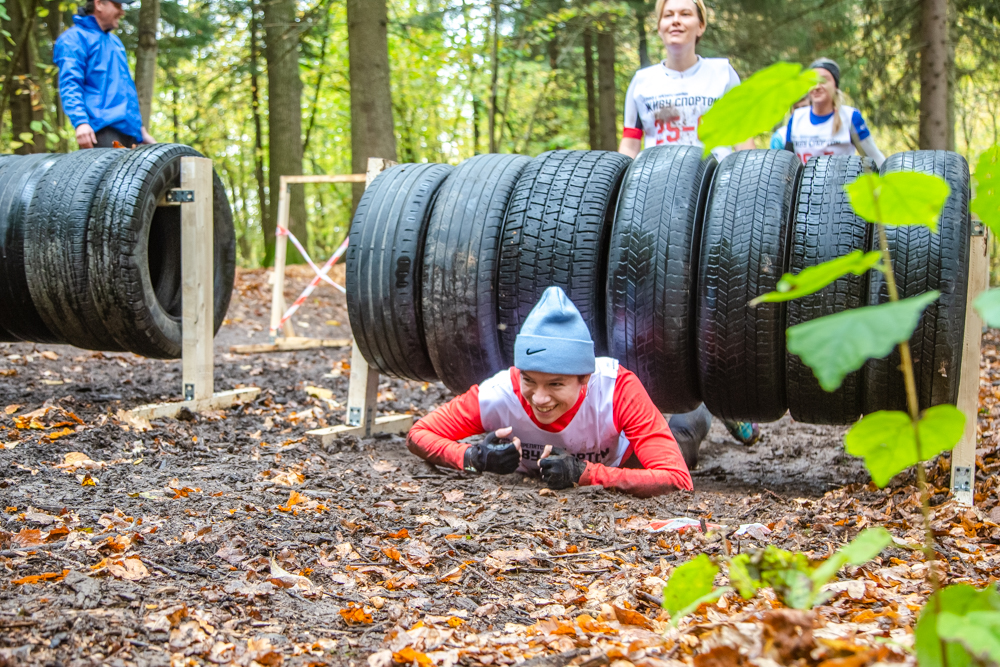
[407,286,695,497]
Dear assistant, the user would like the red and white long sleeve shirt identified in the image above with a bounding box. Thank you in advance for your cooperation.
[407,357,693,497]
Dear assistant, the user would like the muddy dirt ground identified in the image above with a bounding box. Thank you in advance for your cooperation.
[0,267,996,667]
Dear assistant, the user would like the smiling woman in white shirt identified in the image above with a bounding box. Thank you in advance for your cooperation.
[617,0,755,159]
[784,58,885,168]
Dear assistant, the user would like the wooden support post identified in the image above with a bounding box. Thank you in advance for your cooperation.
[128,157,260,421]
[952,227,989,506]
[181,157,215,401]
[269,176,294,341]
[306,157,413,443]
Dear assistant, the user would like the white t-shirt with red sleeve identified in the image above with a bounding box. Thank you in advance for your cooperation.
[406,358,693,497]
[623,56,741,157]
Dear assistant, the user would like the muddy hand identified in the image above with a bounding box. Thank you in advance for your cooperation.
[538,446,586,490]
[463,426,521,475]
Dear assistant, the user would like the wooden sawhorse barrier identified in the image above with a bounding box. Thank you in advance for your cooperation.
[129,157,260,420]
[951,225,990,506]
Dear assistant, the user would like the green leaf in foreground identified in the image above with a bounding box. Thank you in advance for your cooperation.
[844,405,964,488]
[786,291,939,392]
[698,62,818,157]
[972,145,1000,236]
[662,554,724,623]
[974,287,1000,328]
[750,250,882,305]
[810,527,893,588]
[916,583,1000,667]
[844,172,951,231]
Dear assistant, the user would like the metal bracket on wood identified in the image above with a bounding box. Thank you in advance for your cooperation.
[972,219,985,236]
[952,466,973,493]
[166,189,195,203]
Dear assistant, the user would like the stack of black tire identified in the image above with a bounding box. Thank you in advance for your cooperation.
[0,144,236,358]
[348,147,971,426]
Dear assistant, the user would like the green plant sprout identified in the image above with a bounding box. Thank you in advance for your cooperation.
[667,60,1000,665]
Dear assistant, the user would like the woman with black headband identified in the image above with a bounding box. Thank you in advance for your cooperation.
[784,58,885,167]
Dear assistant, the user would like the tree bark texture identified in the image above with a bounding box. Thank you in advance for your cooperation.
[347,0,397,208]
[597,29,617,151]
[46,0,67,151]
[134,0,160,127]
[583,28,598,150]
[918,0,948,149]
[488,0,499,153]
[250,0,271,264]
[3,0,43,154]
[263,0,308,263]
[635,11,650,68]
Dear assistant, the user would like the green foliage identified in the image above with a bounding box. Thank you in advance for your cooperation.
[698,62,818,157]
[750,250,883,306]
[844,405,965,488]
[844,172,952,232]
[916,584,1000,667]
[974,288,1000,328]
[972,145,1000,236]
[0,0,9,22]
[786,291,940,392]
[728,528,892,609]
[661,554,727,624]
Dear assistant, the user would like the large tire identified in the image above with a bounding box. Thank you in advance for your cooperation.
[786,155,875,425]
[0,153,62,344]
[606,145,716,413]
[498,150,631,363]
[88,144,237,359]
[422,154,531,393]
[347,163,453,381]
[24,148,129,351]
[697,149,800,423]
[864,150,971,413]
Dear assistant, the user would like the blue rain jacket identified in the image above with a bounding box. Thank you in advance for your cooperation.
[53,15,142,141]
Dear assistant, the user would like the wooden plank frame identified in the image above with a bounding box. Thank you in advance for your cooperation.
[306,158,413,442]
[128,157,260,421]
[951,227,990,506]
[262,172,368,352]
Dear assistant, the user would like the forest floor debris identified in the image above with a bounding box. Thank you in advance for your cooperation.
[0,268,997,667]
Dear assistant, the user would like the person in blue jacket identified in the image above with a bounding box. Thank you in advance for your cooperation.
[53,0,157,149]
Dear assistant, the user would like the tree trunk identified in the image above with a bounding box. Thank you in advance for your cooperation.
[918,0,948,150]
[597,29,617,151]
[636,11,650,68]
[263,0,307,264]
[3,0,43,154]
[347,0,397,208]
[47,0,67,151]
[134,0,159,128]
[488,0,499,153]
[250,0,270,264]
[583,28,598,150]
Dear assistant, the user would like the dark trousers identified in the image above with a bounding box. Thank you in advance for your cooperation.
[668,403,713,449]
[95,126,140,148]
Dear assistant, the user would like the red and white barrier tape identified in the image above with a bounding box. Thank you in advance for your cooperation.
[270,231,349,337]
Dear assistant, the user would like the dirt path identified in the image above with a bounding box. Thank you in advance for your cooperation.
[0,269,995,667]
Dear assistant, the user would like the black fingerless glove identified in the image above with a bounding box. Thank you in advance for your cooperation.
[463,431,520,474]
[539,448,587,490]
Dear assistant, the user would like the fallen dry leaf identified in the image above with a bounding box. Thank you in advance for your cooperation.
[96,556,150,581]
[42,427,76,442]
[4,404,21,415]
[11,528,45,548]
[268,558,315,592]
[40,351,59,360]
[339,603,373,625]
[12,569,68,584]
[442,489,464,502]
[372,460,399,473]
[56,452,105,472]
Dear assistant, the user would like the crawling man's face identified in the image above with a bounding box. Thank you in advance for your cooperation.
[519,370,588,425]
